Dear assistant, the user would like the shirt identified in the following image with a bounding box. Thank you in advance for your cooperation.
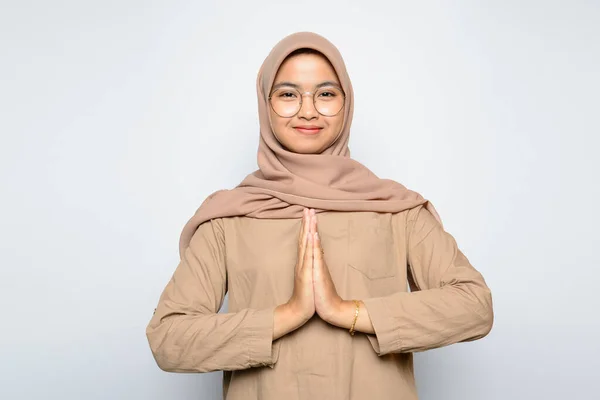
[146,204,494,399]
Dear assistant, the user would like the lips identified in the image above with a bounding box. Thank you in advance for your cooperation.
[294,126,323,135]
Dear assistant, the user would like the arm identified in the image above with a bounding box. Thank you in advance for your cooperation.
[326,206,494,354]
[146,218,280,373]
[361,205,494,354]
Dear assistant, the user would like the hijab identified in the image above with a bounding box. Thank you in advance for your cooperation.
[178,31,443,259]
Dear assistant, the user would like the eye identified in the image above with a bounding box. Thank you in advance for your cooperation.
[317,88,341,99]
[279,91,297,98]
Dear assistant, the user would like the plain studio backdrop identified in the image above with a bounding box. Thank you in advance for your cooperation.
[1,1,598,399]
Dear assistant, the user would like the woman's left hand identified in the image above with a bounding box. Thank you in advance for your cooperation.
[308,211,376,334]
[310,212,343,323]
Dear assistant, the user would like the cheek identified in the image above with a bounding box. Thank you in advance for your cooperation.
[269,112,289,141]
[275,120,293,141]
[327,116,344,140]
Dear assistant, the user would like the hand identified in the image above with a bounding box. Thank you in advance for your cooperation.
[311,212,344,323]
[273,209,374,340]
[311,214,375,334]
[284,208,316,324]
[273,208,316,339]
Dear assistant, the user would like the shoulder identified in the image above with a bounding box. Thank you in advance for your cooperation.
[390,204,439,227]
[400,204,443,246]
[409,204,440,224]
[191,218,226,248]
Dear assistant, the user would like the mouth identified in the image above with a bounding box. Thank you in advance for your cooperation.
[294,126,323,135]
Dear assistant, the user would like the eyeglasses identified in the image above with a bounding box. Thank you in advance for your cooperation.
[268,86,345,118]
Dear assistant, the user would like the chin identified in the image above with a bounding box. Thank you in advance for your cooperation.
[278,135,321,154]
[288,144,321,154]
[277,129,337,154]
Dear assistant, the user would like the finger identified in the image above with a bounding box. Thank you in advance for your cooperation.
[298,231,309,270]
[303,232,313,271]
[314,232,323,263]
[298,209,309,258]
[314,211,321,240]
[304,209,311,236]
[312,233,321,286]
[309,231,315,273]
[298,208,307,243]
[303,209,311,242]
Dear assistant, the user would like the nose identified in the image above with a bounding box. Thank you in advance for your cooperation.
[297,93,318,120]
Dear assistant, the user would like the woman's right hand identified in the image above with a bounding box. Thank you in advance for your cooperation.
[287,208,316,321]
[272,208,315,339]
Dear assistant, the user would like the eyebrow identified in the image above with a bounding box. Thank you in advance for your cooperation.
[271,80,342,91]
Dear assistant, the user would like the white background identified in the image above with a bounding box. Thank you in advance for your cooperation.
[1,1,599,399]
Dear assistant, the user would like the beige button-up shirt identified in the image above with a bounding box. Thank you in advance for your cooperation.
[146,204,494,399]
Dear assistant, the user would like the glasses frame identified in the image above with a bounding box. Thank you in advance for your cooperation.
[268,86,346,118]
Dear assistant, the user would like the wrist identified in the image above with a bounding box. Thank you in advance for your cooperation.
[283,301,311,327]
[323,299,374,335]
[322,297,351,327]
[274,303,304,340]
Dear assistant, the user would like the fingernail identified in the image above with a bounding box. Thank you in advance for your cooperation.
[315,232,319,241]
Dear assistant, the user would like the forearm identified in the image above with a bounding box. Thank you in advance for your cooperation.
[321,282,492,354]
[362,283,493,354]
[357,204,495,354]
[146,306,277,373]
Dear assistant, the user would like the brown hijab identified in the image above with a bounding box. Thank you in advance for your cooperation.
[178,31,442,258]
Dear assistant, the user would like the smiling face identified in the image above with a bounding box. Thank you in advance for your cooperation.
[268,50,345,154]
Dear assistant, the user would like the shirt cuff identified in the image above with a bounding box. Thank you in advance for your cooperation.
[362,296,403,355]
[246,306,281,367]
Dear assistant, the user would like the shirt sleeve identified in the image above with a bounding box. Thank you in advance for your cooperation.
[362,205,494,355]
[145,218,279,373]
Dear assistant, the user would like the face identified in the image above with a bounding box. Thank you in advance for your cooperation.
[268,52,345,154]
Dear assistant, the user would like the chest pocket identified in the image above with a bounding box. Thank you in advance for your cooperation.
[347,215,396,279]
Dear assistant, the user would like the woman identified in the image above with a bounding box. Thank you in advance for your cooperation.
[146,31,493,399]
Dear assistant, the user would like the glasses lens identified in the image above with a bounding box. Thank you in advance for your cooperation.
[270,88,301,117]
[314,86,344,116]
[269,86,345,117]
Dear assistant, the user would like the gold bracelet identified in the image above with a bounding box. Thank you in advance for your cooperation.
[349,300,360,336]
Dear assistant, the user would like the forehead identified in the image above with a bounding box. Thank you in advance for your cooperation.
[273,53,340,86]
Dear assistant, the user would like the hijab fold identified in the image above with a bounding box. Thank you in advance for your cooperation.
[178,31,442,259]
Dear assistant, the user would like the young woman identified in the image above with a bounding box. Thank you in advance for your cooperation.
[146,31,493,400]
